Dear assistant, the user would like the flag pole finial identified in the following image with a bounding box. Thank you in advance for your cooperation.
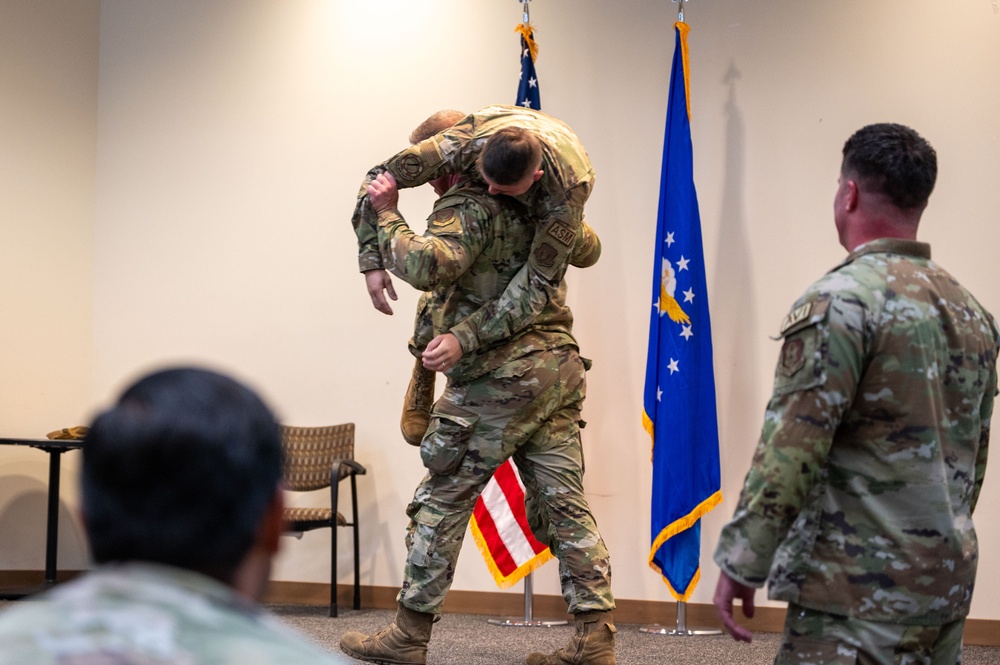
[673,0,687,23]
[521,0,530,25]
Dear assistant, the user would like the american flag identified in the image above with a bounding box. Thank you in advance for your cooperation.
[467,19,552,589]
[515,22,541,110]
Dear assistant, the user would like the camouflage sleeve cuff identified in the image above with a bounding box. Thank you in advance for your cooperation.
[712,513,782,588]
[447,321,479,355]
[358,251,383,273]
[353,167,384,274]
[376,208,404,227]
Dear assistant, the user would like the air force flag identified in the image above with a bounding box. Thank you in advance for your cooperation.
[642,21,722,602]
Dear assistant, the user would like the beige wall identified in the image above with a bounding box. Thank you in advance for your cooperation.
[2,0,999,621]
[0,0,98,571]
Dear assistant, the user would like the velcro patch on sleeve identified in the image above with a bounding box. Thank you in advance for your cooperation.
[388,140,445,185]
[546,221,577,247]
[772,298,830,396]
[534,242,558,268]
[427,208,463,236]
[779,298,830,337]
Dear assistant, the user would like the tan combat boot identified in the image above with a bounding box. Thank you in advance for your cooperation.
[400,358,435,446]
[339,604,435,664]
[525,611,616,665]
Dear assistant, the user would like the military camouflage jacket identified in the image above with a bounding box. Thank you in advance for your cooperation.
[0,562,347,664]
[353,104,594,355]
[376,176,599,383]
[714,238,998,625]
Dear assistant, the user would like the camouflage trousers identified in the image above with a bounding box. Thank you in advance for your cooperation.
[397,345,614,615]
[776,604,965,665]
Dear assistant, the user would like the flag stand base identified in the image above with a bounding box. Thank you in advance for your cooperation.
[487,572,568,628]
[639,601,722,636]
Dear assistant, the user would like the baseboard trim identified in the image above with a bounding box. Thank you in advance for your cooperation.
[0,570,82,586]
[3,573,992,647]
[263,581,1000,647]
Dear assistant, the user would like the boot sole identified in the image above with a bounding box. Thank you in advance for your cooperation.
[340,644,425,665]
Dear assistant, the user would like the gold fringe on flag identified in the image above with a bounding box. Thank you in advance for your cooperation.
[675,21,692,121]
[470,514,553,589]
[514,22,539,62]
[648,489,723,601]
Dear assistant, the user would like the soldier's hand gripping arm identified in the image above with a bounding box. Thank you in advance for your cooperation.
[357,173,404,315]
[350,122,477,309]
[422,334,462,372]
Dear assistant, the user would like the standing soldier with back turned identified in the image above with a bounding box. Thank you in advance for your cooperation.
[713,123,998,664]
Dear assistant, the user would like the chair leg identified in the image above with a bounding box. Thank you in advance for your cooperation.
[351,475,361,611]
[330,519,338,618]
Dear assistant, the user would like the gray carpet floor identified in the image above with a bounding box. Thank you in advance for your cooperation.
[271,605,1000,665]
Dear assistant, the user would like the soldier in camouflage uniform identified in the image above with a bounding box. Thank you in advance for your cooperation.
[713,124,999,665]
[352,104,595,372]
[360,110,601,447]
[340,113,615,665]
[0,367,347,665]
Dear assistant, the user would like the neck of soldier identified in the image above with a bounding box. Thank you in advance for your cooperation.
[841,194,923,253]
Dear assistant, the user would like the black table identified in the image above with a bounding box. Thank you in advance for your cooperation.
[0,437,82,598]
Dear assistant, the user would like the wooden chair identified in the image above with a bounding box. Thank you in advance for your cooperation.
[280,423,365,617]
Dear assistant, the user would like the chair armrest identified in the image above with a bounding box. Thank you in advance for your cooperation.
[329,459,366,520]
[331,459,367,485]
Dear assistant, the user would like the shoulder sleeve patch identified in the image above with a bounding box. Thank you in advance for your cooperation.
[427,207,463,236]
[534,242,558,268]
[546,221,577,247]
[387,139,446,186]
[778,298,831,338]
[772,299,830,397]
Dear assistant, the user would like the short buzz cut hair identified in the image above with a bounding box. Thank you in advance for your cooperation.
[478,126,542,186]
[409,110,466,145]
[841,123,937,210]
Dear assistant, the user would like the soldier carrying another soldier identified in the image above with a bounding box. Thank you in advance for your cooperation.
[343,108,615,665]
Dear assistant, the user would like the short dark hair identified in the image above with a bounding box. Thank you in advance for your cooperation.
[82,367,282,583]
[841,123,937,210]
[478,126,542,185]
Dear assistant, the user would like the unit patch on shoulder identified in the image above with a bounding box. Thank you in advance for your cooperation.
[534,242,558,268]
[771,297,830,395]
[779,338,805,377]
[396,154,424,180]
[546,221,577,247]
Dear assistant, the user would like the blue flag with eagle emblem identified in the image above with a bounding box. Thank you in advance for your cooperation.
[642,21,722,602]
